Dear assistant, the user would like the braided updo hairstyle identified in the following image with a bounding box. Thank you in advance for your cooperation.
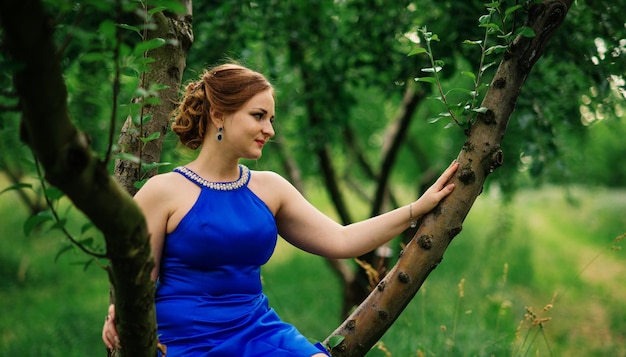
[172,63,273,150]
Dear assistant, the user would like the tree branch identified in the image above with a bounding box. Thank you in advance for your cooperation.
[324,1,573,355]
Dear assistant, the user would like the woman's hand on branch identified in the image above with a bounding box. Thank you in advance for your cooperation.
[413,160,458,216]
[102,304,121,351]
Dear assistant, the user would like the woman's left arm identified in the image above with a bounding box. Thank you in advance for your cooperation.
[274,161,458,259]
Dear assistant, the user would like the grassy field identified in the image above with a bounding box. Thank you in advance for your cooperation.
[0,180,624,356]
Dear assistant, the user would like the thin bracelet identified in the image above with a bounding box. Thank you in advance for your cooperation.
[409,203,417,228]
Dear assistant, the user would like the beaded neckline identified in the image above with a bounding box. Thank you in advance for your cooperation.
[173,165,250,191]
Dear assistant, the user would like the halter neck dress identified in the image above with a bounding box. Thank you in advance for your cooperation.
[155,164,329,356]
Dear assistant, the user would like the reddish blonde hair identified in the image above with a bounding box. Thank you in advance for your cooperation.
[172,63,273,149]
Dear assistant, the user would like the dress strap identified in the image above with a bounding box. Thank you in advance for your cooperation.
[173,164,250,191]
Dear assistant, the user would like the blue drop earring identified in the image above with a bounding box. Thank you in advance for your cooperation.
[216,127,223,142]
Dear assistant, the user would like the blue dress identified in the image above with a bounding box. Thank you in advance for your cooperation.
[155,165,329,356]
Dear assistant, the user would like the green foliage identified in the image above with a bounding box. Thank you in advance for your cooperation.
[3,0,625,201]
[410,1,540,129]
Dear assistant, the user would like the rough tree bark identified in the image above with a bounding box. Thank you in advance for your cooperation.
[324,1,573,355]
[0,1,156,356]
[0,1,191,357]
[114,2,193,195]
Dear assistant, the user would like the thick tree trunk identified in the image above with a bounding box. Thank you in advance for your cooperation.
[114,3,193,195]
[0,1,192,357]
[0,1,157,356]
[324,1,573,355]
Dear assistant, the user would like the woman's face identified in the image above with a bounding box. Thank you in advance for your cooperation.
[223,89,275,160]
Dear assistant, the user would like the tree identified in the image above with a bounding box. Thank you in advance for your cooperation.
[0,0,192,356]
[1,0,623,356]
[325,1,575,354]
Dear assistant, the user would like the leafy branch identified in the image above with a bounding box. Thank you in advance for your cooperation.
[409,1,536,129]
[29,155,107,261]
[112,1,177,188]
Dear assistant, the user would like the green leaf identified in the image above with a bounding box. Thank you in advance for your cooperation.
[0,182,32,196]
[141,114,154,124]
[421,66,442,73]
[481,62,497,72]
[81,222,95,235]
[54,244,74,262]
[480,23,501,32]
[407,47,428,56]
[328,335,345,349]
[472,106,489,113]
[463,39,483,46]
[414,77,437,84]
[478,14,492,25]
[49,218,67,232]
[461,71,477,80]
[505,5,523,17]
[133,178,149,190]
[446,87,474,96]
[118,23,142,36]
[148,6,168,15]
[44,186,64,200]
[83,259,96,271]
[140,131,161,144]
[428,112,451,124]
[485,45,509,55]
[79,237,95,247]
[24,211,54,236]
[134,38,166,56]
[516,27,536,38]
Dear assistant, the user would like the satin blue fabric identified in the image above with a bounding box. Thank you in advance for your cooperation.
[155,166,329,356]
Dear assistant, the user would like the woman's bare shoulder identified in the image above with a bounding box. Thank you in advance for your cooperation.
[135,171,193,199]
[249,169,296,193]
[247,170,295,213]
[250,169,286,183]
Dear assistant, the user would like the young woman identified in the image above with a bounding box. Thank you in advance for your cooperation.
[102,63,458,356]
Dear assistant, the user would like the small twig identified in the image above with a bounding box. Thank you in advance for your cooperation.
[422,34,462,126]
[33,154,106,258]
[104,0,123,165]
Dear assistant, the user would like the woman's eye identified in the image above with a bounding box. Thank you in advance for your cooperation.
[252,113,264,120]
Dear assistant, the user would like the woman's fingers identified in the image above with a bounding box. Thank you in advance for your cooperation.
[103,315,113,349]
[440,160,459,184]
[103,305,121,350]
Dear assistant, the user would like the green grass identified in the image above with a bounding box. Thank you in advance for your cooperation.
[1,180,624,356]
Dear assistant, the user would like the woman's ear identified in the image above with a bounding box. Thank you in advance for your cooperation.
[209,107,224,128]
